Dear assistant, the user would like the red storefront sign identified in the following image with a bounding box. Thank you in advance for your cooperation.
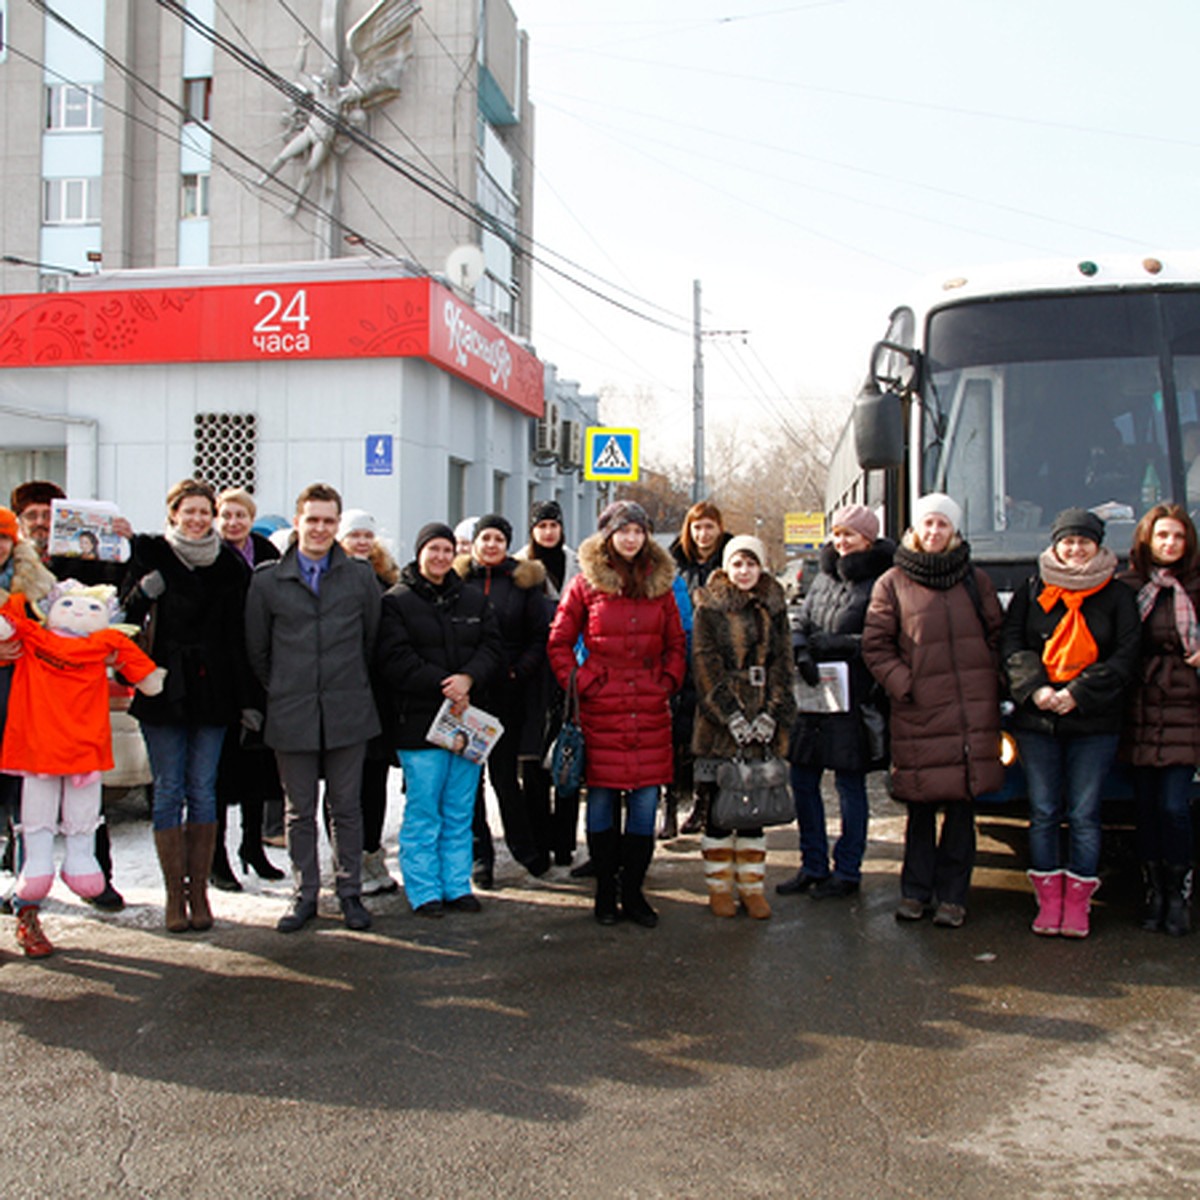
[0,276,543,416]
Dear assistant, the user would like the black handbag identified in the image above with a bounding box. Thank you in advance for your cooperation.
[712,752,794,829]
[860,702,887,765]
[544,666,585,795]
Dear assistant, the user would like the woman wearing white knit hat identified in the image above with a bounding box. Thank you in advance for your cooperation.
[862,492,1004,928]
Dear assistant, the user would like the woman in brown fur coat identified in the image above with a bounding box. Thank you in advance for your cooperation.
[692,535,796,919]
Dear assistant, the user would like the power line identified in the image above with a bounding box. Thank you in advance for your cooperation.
[21,0,696,337]
[270,0,458,191]
[153,0,695,332]
[538,43,1199,152]
[25,2,398,261]
[537,88,1152,251]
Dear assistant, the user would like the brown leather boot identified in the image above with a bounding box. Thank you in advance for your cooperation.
[153,827,189,933]
[185,823,219,932]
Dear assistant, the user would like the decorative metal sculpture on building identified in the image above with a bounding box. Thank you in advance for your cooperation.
[263,0,421,256]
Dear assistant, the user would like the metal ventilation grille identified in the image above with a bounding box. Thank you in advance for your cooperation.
[192,412,258,493]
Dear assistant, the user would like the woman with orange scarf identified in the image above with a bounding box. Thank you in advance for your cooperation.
[1001,508,1140,938]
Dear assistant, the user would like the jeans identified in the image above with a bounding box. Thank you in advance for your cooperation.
[142,723,227,831]
[1133,764,1195,867]
[398,748,481,907]
[789,764,869,882]
[586,786,659,837]
[1017,730,1118,877]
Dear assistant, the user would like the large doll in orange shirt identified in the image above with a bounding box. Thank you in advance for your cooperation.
[0,583,164,905]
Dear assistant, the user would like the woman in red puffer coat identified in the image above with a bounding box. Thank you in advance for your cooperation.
[547,501,687,928]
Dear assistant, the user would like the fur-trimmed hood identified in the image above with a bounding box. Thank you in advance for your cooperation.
[697,566,788,616]
[818,537,897,584]
[367,541,401,588]
[453,553,547,591]
[578,532,676,599]
[0,541,56,611]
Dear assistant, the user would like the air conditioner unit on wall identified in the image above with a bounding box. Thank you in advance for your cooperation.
[535,402,561,461]
[561,419,583,469]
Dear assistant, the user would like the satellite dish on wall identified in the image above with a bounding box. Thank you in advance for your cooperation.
[445,244,485,292]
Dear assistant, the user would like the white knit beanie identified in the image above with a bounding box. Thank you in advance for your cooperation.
[911,492,963,534]
[722,534,767,571]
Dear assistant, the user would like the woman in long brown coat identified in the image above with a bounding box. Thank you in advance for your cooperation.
[691,535,796,919]
[1119,502,1200,935]
[863,492,1004,928]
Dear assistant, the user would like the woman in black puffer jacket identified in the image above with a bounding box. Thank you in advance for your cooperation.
[781,505,894,900]
[376,522,503,915]
[1001,507,1139,939]
[456,514,551,884]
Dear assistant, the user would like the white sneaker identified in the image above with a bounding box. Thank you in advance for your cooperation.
[361,848,399,896]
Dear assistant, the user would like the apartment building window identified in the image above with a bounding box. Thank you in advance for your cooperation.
[43,177,101,224]
[45,84,104,131]
[183,77,212,124]
[181,173,210,219]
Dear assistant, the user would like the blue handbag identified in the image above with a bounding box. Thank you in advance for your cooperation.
[546,666,585,795]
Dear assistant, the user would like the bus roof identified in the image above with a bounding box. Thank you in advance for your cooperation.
[912,251,1200,318]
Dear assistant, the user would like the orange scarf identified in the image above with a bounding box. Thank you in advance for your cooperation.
[1038,581,1107,683]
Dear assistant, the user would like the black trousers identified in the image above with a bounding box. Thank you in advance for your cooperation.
[900,801,976,907]
[472,732,539,870]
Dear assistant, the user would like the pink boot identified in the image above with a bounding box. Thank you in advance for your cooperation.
[1060,872,1100,938]
[1028,869,1064,935]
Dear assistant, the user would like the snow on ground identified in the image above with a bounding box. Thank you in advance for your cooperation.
[0,772,592,933]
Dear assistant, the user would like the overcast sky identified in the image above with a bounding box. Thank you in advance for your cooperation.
[513,0,1198,465]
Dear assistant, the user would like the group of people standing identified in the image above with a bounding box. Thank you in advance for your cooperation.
[0,474,1196,956]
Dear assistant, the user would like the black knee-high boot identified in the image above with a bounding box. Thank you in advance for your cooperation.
[620,833,658,928]
[209,804,242,892]
[587,828,620,925]
[86,822,125,911]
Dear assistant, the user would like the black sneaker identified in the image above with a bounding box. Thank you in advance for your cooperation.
[86,882,126,912]
[276,896,318,933]
[810,877,860,900]
[340,895,372,931]
[414,900,445,918]
[445,894,482,913]
[775,871,827,896]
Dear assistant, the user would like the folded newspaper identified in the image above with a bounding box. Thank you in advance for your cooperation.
[793,661,850,713]
[426,698,505,764]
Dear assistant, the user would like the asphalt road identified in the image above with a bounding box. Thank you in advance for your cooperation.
[1,794,1199,1200]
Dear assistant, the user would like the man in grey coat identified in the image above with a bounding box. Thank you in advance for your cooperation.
[245,483,381,933]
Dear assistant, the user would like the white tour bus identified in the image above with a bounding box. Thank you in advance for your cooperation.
[833,252,1200,594]
[835,252,1200,803]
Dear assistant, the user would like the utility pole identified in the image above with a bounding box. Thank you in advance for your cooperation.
[692,278,705,503]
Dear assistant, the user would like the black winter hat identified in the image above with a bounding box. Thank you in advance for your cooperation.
[474,513,513,546]
[414,522,456,557]
[1050,507,1105,546]
[529,500,563,530]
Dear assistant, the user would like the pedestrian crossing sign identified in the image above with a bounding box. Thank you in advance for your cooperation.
[584,427,639,482]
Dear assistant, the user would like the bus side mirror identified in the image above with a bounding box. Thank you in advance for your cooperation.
[870,339,919,394]
[853,381,905,470]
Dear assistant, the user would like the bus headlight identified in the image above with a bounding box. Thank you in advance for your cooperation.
[1000,731,1018,767]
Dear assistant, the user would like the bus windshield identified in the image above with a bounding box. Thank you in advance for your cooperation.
[921,289,1200,558]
